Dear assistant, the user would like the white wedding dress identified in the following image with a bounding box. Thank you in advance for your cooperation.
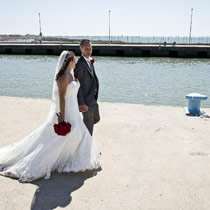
[0,80,102,182]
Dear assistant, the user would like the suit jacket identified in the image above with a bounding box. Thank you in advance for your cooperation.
[74,55,99,106]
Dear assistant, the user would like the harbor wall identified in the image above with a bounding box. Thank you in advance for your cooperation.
[0,43,210,58]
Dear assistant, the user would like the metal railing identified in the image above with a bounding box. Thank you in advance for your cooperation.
[65,36,210,44]
[1,36,210,45]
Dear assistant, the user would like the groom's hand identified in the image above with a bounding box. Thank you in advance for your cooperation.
[79,105,88,112]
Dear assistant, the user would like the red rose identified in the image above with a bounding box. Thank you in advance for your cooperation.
[90,58,94,64]
[54,122,71,136]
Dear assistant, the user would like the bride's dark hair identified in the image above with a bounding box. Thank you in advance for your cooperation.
[56,51,75,81]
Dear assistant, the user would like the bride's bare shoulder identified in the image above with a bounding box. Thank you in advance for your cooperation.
[57,74,69,87]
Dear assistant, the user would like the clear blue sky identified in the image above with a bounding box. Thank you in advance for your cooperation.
[0,0,209,36]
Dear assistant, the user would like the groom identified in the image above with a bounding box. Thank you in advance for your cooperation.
[74,39,100,136]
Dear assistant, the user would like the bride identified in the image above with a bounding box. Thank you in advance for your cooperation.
[0,51,102,182]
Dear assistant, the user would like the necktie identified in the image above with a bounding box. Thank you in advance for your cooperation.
[88,60,93,74]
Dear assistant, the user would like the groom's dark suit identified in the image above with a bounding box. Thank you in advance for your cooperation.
[74,55,100,135]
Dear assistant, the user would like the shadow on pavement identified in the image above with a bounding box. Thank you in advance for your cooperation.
[30,171,97,210]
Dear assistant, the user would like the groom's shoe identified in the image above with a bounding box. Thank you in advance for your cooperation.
[97,166,102,171]
[87,167,102,174]
[93,167,102,172]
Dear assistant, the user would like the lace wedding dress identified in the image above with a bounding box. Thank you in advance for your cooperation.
[0,52,102,182]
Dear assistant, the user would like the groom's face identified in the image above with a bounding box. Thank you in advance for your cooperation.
[80,42,92,58]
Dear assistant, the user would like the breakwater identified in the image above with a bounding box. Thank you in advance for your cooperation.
[0,43,210,58]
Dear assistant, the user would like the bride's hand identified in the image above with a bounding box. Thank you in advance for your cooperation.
[56,112,64,123]
[79,105,88,112]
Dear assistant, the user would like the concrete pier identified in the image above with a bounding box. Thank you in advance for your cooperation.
[0,43,210,58]
[1,96,210,210]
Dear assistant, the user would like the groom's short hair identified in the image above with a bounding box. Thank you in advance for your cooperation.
[80,39,91,47]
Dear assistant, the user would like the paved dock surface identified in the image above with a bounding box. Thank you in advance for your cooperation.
[0,96,210,210]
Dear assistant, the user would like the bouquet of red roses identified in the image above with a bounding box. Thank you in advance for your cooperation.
[54,113,71,136]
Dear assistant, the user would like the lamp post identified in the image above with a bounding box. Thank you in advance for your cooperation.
[189,8,193,44]
[38,13,42,43]
[109,10,111,44]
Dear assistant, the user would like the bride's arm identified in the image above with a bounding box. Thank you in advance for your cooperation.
[57,78,68,122]
[74,62,86,106]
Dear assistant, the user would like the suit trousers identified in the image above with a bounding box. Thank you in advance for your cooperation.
[82,98,100,136]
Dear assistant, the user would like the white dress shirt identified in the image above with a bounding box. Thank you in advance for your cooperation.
[82,54,92,68]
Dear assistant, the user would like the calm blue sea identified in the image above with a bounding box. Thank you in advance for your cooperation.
[0,55,210,107]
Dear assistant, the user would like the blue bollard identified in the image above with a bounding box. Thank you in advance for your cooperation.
[185,93,208,114]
